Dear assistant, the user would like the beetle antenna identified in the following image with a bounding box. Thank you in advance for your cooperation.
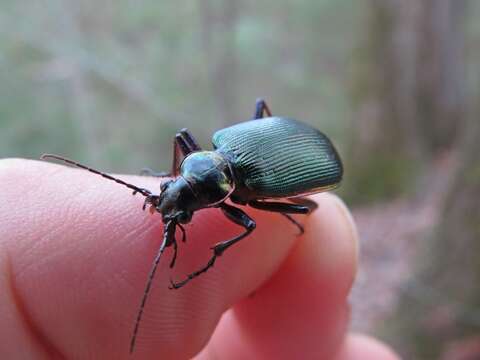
[130,220,176,353]
[40,154,152,198]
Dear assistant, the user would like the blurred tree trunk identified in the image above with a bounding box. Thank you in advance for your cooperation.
[368,1,479,358]
[348,0,467,202]
[348,0,422,202]
[386,93,480,360]
[433,97,480,356]
[200,0,238,126]
[417,0,468,152]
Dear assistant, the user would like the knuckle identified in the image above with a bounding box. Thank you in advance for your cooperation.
[0,158,50,190]
[0,158,66,204]
[0,158,47,178]
[0,158,32,189]
[0,158,30,175]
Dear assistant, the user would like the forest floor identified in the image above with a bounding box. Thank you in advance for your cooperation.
[349,154,453,334]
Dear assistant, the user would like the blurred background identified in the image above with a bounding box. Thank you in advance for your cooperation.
[1,0,479,358]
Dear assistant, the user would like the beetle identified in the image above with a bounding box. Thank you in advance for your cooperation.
[41,98,343,353]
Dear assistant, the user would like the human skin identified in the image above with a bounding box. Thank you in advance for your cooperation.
[0,159,399,360]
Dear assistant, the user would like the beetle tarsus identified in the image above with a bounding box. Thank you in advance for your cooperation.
[170,237,178,268]
[169,256,217,290]
[178,223,187,242]
[140,195,159,211]
[169,278,183,290]
[132,187,152,196]
[281,213,305,235]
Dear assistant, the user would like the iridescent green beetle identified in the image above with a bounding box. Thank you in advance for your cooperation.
[42,98,343,353]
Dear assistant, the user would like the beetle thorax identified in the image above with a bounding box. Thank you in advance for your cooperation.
[156,151,235,224]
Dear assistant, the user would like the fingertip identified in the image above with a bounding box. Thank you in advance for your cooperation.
[303,192,359,298]
[200,192,359,359]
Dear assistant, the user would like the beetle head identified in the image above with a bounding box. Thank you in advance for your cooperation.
[155,177,196,224]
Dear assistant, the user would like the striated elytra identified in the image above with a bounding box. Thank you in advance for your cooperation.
[213,116,342,199]
[41,98,343,353]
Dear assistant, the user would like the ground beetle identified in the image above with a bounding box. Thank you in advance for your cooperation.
[41,99,343,353]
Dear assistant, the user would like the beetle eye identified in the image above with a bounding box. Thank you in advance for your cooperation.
[160,180,172,192]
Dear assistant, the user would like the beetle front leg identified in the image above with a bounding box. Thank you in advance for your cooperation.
[140,129,202,178]
[179,128,202,151]
[169,203,256,289]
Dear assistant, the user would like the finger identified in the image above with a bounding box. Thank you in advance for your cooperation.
[0,250,54,359]
[0,159,313,359]
[335,334,401,360]
[195,193,359,359]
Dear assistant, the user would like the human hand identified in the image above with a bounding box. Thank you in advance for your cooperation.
[0,159,399,359]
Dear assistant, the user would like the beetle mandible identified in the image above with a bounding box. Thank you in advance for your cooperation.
[41,98,343,353]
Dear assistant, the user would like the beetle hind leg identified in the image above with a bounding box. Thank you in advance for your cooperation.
[249,198,318,235]
[289,196,318,212]
[248,199,310,214]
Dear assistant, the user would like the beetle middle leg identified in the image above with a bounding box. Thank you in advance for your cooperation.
[169,203,256,289]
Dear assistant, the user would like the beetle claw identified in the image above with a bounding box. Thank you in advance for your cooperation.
[140,195,159,213]
[142,198,150,211]
[177,223,187,243]
[133,187,152,197]
[168,278,180,290]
